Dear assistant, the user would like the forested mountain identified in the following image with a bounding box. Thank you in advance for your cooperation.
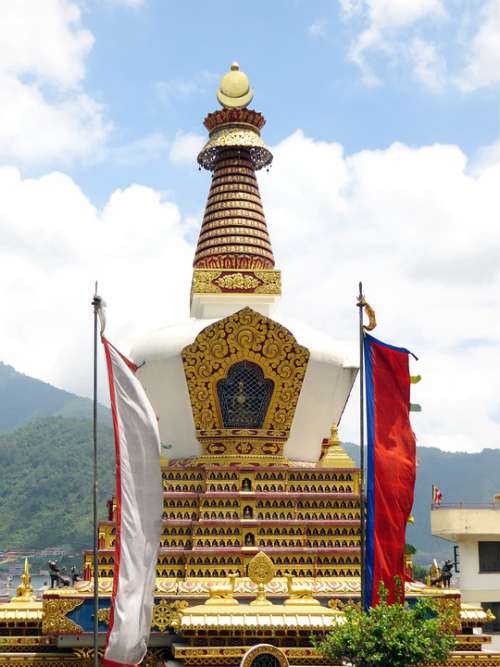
[0,362,498,563]
[0,362,110,432]
[344,443,500,564]
[0,417,115,550]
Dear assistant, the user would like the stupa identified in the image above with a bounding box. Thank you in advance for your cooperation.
[80,61,362,588]
[2,63,500,667]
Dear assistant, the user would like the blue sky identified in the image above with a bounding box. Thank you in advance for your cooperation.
[0,0,500,453]
[50,0,500,212]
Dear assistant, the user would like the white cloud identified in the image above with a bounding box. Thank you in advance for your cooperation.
[456,0,500,91]
[340,0,500,93]
[308,19,328,37]
[340,0,447,88]
[1,131,500,454]
[363,0,445,31]
[409,38,446,91]
[473,139,500,173]
[259,131,500,452]
[169,132,205,165]
[0,0,93,88]
[106,132,169,166]
[0,0,109,164]
[0,167,193,396]
[339,0,363,18]
[0,73,109,164]
[155,71,217,107]
[102,0,145,7]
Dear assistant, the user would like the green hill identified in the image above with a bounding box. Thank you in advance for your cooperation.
[344,443,500,565]
[0,372,498,565]
[0,362,111,432]
[0,417,115,550]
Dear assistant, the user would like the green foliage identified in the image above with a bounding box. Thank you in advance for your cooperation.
[314,587,456,667]
[0,417,115,550]
[412,563,429,582]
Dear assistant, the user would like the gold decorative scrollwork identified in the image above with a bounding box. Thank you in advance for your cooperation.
[192,269,281,296]
[215,273,260,290]
[248,552,275,586]
[95,600,188,632]
[254,270,281,294]
[74,647,103,659]
[248,552,275,605]
[241,644,289,667]
[182,308,309,451]
[328,598,361,612]
[192,269,222,294]
[97,607,111,625]
[151,599,189,631]
[42,598,84,635]
[433,597,462,633]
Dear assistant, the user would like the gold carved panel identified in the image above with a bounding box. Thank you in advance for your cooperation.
[182,308,309,461]
[42,598,84,635]
[191,269,281,295]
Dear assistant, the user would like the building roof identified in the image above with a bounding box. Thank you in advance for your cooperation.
[179,602,344,632]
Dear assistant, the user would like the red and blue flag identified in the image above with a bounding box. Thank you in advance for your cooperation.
[364,334,416,610]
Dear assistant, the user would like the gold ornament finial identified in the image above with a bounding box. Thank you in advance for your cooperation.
[317,423,355,469]
[217,61,254,109]
[330,423,341,445]
[357,293,377,331]
[15,558,34,600]
[248,552,275,606]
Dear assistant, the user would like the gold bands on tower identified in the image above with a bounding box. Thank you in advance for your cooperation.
[194,148,275,270]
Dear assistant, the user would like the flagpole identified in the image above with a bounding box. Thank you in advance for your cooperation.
[92,283,101,667]
[357,281,366,611]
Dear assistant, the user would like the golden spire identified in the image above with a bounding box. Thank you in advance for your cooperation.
[317,424,355,469]
[190,62,281,317]
[14,558,34,601]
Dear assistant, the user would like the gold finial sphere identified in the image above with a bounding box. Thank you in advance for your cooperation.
[217,61,254,109]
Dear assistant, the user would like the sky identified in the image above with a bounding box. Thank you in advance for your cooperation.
[0,0,499,453]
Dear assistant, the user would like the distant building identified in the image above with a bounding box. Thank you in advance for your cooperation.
[431,494,500,631]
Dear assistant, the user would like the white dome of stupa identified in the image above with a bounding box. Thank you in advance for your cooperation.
[129,314,357,463]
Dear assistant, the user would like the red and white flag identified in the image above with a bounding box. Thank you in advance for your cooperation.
[101,337,162,667]
[432,484,443,505]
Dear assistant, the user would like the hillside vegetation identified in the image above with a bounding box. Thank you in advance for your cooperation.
[0,417,115,550]
[344,443,500,563]
[0,361,498,564]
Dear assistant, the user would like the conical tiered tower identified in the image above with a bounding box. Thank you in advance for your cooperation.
[194,146,274,270]
[190,63,281,319]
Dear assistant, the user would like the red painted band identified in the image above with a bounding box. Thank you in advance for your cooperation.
[101,338,123,654]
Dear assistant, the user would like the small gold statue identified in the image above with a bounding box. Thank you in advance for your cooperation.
[206,573,239,605]
[284,573,319,606]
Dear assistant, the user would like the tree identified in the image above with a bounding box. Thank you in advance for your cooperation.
[314,586,456,667]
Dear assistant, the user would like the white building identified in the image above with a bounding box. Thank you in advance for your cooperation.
[431,495,500,631]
